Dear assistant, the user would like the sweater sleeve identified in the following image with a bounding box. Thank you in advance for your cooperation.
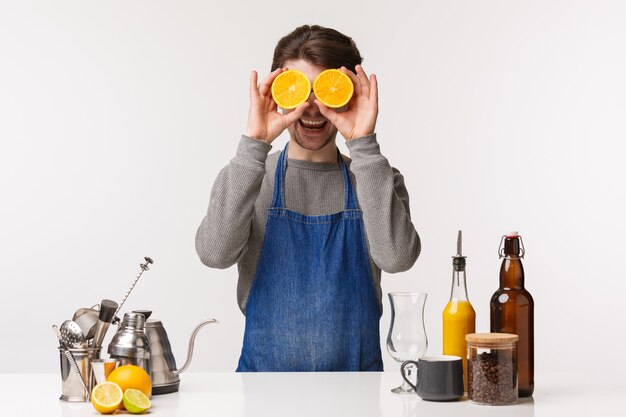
[346,134,421,273]
[195,135,272,269]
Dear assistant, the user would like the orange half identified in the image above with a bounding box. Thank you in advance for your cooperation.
[271,70,311,109]
[313,69,354,108]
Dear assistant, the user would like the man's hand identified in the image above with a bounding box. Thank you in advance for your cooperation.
[245,68,309,144]
[314,65,378,141]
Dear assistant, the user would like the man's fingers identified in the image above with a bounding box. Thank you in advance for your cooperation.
[314,99,340,125]
[355,65,370,97]
[269,99,278,112]
[369,73,379,105]
[249,70,260,100]
[259,68,282,97]
[340,66,362,97]
[283,102,310,125]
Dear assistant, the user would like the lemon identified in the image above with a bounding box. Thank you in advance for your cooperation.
[123,388,152,414]
[91,381,123,414]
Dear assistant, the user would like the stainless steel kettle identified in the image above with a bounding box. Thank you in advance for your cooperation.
[144,317,218,394]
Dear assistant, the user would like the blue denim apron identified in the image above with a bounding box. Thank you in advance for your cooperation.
[236,143,383,372]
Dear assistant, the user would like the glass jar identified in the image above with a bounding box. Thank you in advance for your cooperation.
[466,333,519,405]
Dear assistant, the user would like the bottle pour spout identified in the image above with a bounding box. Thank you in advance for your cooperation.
[453,230,466,272]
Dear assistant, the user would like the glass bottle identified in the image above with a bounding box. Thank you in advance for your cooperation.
[442,230,476,391]
[490,232,534,397]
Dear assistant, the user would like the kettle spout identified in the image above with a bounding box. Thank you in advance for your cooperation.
[173,318,219,375]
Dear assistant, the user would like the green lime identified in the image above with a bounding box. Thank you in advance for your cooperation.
[122,388,151,414]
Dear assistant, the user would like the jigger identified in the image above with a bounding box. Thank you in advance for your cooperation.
[91,359,119,385]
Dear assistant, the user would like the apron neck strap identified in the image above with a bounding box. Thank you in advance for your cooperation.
[271,142,358,210]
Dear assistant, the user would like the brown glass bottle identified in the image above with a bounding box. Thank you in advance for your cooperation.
[490,232,534,397]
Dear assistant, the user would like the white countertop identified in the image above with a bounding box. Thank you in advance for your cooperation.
[3,371,624,417]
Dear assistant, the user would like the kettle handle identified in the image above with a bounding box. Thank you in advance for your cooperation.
[173,319,219,375]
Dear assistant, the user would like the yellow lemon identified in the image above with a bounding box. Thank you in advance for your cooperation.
[91,381,123,414]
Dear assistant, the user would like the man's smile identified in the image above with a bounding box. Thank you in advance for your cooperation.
[299,118,328,132]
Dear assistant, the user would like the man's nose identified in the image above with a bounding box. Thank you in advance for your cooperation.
[304,89,322,114]
[306,89,316,104]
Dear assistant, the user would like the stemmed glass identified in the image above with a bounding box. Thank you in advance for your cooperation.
[386,292,428,394]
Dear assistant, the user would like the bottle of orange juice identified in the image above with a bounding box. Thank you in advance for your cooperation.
[442,230,476,391]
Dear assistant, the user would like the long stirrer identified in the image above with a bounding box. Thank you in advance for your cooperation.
[113,257,153,322]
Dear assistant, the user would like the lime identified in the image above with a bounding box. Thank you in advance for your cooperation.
[122,388,152,414]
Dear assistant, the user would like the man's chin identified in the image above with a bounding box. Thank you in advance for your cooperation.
[291,129,337,152]
[293,137,332,151]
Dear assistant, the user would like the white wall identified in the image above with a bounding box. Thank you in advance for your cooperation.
[2,0,625,389]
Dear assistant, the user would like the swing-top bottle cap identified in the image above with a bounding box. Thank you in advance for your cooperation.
[499,231,525,258]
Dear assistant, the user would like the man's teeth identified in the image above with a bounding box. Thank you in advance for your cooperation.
[301,119,325,127]
[302,119,324,125]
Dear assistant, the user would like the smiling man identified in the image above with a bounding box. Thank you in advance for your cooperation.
[196,25,421,372]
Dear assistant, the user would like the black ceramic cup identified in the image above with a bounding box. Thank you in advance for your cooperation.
[401,355,464,401]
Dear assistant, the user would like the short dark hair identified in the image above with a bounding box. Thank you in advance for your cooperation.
[271,25,363,73]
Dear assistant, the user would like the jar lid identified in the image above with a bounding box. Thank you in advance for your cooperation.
[465,333,519,343]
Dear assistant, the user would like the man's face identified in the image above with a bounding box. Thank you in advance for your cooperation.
[282,59,339,151]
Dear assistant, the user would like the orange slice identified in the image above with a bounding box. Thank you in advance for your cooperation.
[313,69,354,108]
[271,70,311,109]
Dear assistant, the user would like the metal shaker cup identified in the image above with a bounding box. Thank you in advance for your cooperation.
[107,312,151,375]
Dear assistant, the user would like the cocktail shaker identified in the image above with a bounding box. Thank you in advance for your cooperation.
[108,312,151,375]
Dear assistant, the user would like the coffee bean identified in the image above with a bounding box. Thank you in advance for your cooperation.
[468,351,517,404]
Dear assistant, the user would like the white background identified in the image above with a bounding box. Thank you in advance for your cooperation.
[1,0,625,389]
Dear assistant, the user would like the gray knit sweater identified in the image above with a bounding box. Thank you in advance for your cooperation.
[195,134,421,314]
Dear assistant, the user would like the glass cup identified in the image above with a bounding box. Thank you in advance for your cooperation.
[90,358,119,386]
[386,292,428,394]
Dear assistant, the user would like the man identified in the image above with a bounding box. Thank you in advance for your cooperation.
[196,25,420,372]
